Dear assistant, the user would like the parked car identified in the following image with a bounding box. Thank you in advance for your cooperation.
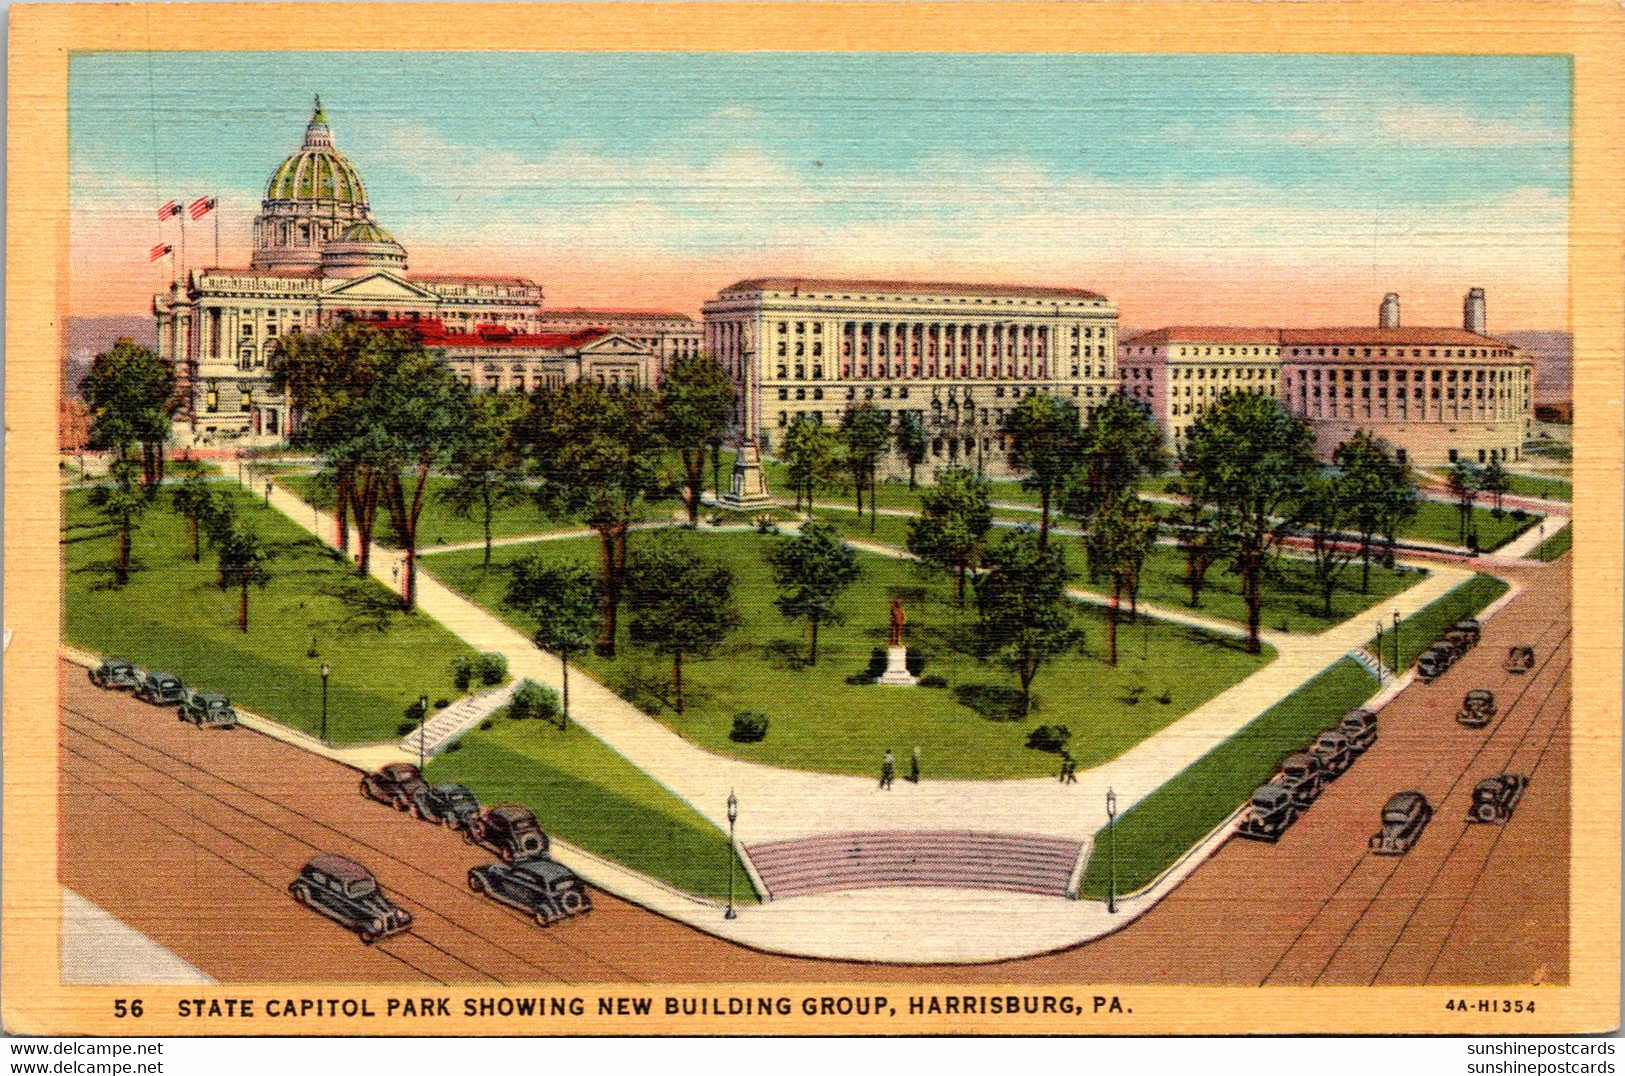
[1467,774,1530,823]
[360,763,429,811]
[177,690,238,729]
[1504,645,1536,674]
[1443,629,1477,657]
[134,670,186,706]
[414,783,481,830]
[1452,618,1482,647]
[1339,708,1379,754]
[1369,791,1433,854]
[1310,729,1354,778]
[1417,643,1456,683]
[89,658,142,691]
[468,857,592,926]
[1456,688,1498,729]
[1275,750,1326,808]
[464,804,550,862]
[287,854,412,944]
[1237,782,1299,843]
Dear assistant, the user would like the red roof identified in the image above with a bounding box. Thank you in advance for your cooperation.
[1122,326,1282,346]
[543,307,695,323]
[356,317,607,350]
[717,277,1107,301]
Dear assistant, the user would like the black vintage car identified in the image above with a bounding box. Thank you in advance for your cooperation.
[1504,645,1536,674]
[1310,729,1354,778]
[360,763,429,811]
[134,670,186,706]
[1457,688,1498,729]
[1452,618,1482,647]
[1339,708,1379,754]
[465,804,550,862]
[1467,774,1529,823]
[288,854,413,944]
[1276,750,1325,808]
[177,690,238,729]
[1237,782,1298,842]
[468,857,592,926]
[89,658,142,691]
[1370,791,1433,854]
[414,783,482,830]
[1416,643,1457,683]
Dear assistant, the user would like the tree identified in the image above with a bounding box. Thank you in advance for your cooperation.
[216,519,271,633]
[1480,457,1510,517]
[1066,394,1166,527]
[973,528,1079,714]
[779,416,839,517]
[1296,471,1360,618]
[1446,460,1482,545]
[79,338,178,486]
[1335,433,1417,592]
[505,559,602,729]
[1166,485,1226,610]
[87,457,149,586]
[1001,394,1085,546]
[1179,392,1317,653]
[893,413,929,490]
[660,353,736,526]
[767,519,860,665]
[1086,492,1159,665]
[440,391,527,568]
[905,467,993,606]
[517,381,670,657]
[168,462,215,562]
[840,403,892,529]
[626,537,740,713]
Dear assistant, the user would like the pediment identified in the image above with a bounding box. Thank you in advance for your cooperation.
[579,332,654,357]
[321,272,437,301]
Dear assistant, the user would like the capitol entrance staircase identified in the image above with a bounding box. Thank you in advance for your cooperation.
[743,830,1083,900]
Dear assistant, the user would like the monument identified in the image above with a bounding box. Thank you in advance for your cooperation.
[875,598,919,686]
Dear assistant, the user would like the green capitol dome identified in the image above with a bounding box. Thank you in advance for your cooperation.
[264,97,368,206]
[338,220,394,243]
[252,97,383,271]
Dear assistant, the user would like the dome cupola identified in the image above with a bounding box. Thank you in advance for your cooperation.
[320,219,409,278]
[251,97,376,271]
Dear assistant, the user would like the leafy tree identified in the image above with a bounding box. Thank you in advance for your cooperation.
[973,528,1079,715]
[1296,471,1360,618]
[1446,460,1482,545]
[905,467,993,606]
[517,381,669,656]
[1334,432,1417,591]
[1480,457,1510,517]
[779,416,839,517]
[440,391,527,567]
[1066,394,1166,527]
[508,681,562,724]
[216,519,271,633]
[840,403,893,529]
[893,413,929,490]
[1179,392,1317,653]
[626,537,740,713]
[1167,487,1226,610]
[87,457,149,586]
[767,519,860,665]
[1001,394,1085,546]
[660,353,736,525]
[79,338,178,486]
[505,560,600,728]
[168,462,215,562]
[1086,492,1159,665]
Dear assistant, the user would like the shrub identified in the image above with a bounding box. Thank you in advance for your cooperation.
[434,698,450,709]
[905,649,928,676]
[755,515,779,535]
[396,721,417,736]
[450,656,475,691]
[477,652,508,686]
[1026,724,1072,753]
[479,719,495,731]
[730,711,770,743]
[444,741,463,753]
[918,674,948,689]
[403,699,428,724]
[509,680,561,724]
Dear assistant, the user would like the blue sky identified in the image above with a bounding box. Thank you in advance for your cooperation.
[70,51,1571,326]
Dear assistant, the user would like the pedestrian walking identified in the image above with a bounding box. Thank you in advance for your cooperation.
[907,746,920,784]
[1060,751,1077,784]
[880,749,895,790]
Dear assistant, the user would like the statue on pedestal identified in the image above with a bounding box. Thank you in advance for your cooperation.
[877,597,918,686]
[889,598,906,648]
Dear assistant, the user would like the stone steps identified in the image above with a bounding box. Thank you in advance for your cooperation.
[744,830,1082,900]
[401,682,519,758]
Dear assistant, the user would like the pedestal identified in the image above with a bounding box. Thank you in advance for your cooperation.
[722,441,774,509]
[875,646,918,686]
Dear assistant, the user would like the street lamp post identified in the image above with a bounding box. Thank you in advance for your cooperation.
[1375,621,1384,677]
[725,791,739,920]
[264,479,272,507]
[417,694,429,772]
[1393,609,1402,675]
[319,662,331,744]
[1105,788,1118,913]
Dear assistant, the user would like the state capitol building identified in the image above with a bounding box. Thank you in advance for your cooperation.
[152,100,1535,477]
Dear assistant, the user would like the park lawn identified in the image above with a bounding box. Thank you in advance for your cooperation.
[1400,500,1541,551]
[1428,468,1571,503]
[425,713,755,903]
[1078,657,1379,900]
[1365,572,1511,670]
[1531,525,1571,563]
[63,486,480,743]
[419,530,1273,779]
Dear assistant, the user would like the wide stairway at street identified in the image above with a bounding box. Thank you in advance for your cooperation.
[744,831,1082,899]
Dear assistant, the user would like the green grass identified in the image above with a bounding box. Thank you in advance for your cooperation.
[1365,572,1511,670]
[425,713,754,902]
[1530,525,1572,563]
[1078,657,1379,900]
[419,530,1273,779]
[1523,439,1572,462]
[63,486,480,743]
[1400,500,1541,551]
[1429,468,1571,503]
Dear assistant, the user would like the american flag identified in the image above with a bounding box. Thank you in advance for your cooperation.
[149,243,173,262]
[189,196,216,221]
[158,200,182,221]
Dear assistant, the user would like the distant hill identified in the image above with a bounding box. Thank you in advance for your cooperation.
[65,315,156,398]
[1499,330,1571,403]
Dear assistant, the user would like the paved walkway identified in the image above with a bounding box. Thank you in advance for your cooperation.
[60,888,214,984]
[235,470,1476,960]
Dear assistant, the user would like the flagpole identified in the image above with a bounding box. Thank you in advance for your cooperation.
[213,197,220,268]
[179,209,187,284]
